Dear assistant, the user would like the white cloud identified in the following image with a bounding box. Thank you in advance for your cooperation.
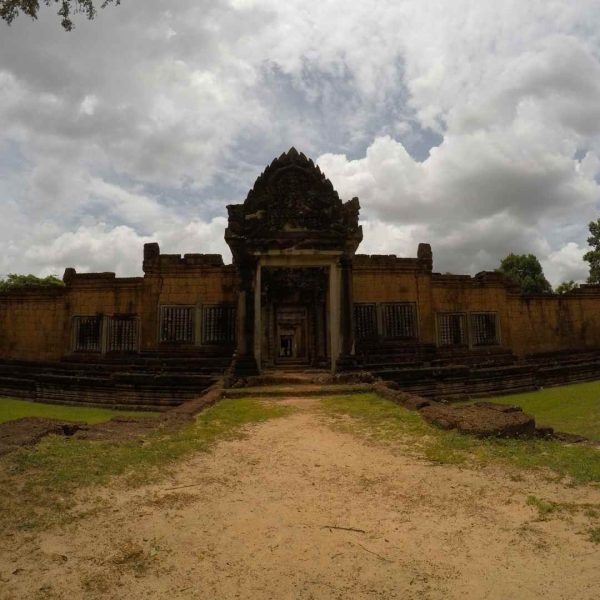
[542,243,589,285]
[19,217,230,278]
[0,0,599,286]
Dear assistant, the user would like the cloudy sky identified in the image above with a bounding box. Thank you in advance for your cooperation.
[1,0,600,285]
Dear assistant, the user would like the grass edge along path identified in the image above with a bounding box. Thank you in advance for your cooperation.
[0,396,160,425]
[321,393,600,486]
[0,398,294,533]
[475,381,600,441]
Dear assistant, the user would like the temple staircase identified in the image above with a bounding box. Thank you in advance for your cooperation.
[223,368,372,399]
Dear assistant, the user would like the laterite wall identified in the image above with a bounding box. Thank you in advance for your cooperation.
[352,252,600,357]
[0,289,67,361]
[0,246,239,360]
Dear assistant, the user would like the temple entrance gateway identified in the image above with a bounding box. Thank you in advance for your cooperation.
[225,147,363,375]
[261,267,328,368]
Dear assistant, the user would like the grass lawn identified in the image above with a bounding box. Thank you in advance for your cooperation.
[479,381,600,441]
[0,396,160,425]
[323,393,600,486]
[0,398,294,533]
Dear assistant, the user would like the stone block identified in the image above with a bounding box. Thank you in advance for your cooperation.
[419,402,536,437]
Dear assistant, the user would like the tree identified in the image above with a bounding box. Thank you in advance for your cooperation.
[584,218,600,284]
[555,280,578,294]
[496,253,553,295]
[0,273,64,291]
[0,0,119,31]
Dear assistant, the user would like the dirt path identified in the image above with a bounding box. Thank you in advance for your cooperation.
[2,397,600,599]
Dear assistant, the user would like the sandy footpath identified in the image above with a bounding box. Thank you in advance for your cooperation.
[1,397,599,600]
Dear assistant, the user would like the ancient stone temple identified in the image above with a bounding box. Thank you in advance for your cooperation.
[3,147,600,409]
[225,148,362,375]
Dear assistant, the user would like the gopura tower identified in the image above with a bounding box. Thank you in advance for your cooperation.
[225,147,363,375]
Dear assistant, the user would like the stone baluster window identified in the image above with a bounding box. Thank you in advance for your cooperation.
[382,303,418,339]
[437,313,467,346]
[470,312,499,346]
[354,304,377,340]
[73,316,103,352]
[159,306,195,343]
[107,316,139,353]
[202,305,236,344]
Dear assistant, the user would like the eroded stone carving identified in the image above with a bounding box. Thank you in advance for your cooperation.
[225,147,362,260]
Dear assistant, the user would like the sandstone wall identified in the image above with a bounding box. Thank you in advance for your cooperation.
[506,291,600,356]
[0,247,238,360]
[3,248,600,363]
[353,254,600,357]
[0,289,67,361]
[352,254,435,343]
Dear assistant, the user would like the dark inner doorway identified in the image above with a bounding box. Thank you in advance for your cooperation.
[261,267,328,368]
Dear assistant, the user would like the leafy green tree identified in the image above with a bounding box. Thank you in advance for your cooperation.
[496,253,553,295]
[555,280,578,294]
[584,218,600,284]
[0,273,64,291]
[0,0,119,31]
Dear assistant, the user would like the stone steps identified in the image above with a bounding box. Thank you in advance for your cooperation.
[223,383,373,399]
[243,369,332,387]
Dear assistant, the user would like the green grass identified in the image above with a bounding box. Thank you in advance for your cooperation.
[0,396,159,424]
[526,495,600,519]
[0,398,294,532]
[322,393,600,485]
[478,381,600,441]
[589,527,600,544]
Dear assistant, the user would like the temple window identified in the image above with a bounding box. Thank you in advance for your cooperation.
[354,303,378,340]
[73,316,103,352]
[202,305,236,344]
[382,303,418,339]
[470,312,499,346]
[159,306,195,343]
[107,315,139,353]
[437,313,467,346]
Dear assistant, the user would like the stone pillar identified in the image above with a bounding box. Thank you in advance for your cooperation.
[336,255,357,370]
[328,262,341,373]
[253,263,262,369]
[234,259,259,376]
[340,255,356,355]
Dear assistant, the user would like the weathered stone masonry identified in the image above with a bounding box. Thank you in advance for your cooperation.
[2,148,600,408]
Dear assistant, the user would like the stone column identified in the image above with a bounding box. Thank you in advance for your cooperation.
[337,255,357,369]
[234,259,259,376]
[253,263,262,369]
[328,262,341,373]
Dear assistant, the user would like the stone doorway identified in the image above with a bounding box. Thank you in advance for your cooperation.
[276,306,308,363]
[261,267,328,369]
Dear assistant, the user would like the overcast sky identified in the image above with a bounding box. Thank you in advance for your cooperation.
[1,0,600,285]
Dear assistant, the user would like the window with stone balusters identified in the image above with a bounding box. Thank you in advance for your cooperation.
[202,305,236,344]
[159,306,195,343]
[354,303,378,340]
[73,316,103,352]
[469,312,499,346]
[107,315,139,352]
[437,313,467,347]
[381,303,418,339]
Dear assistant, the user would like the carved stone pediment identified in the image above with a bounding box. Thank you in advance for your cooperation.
[225,148,362,260]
